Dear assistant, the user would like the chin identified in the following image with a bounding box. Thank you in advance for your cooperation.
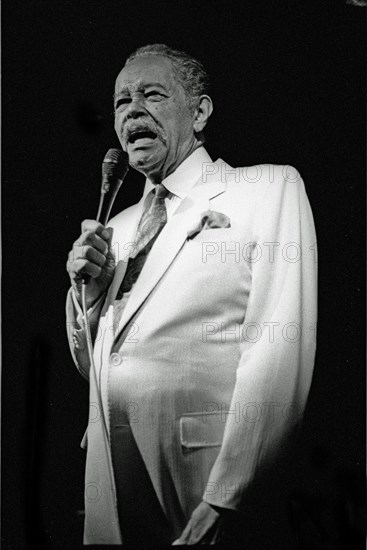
[129,150,165,177]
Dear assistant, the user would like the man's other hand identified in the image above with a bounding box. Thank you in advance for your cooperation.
[172,501,225,546]
[66,219,115,308]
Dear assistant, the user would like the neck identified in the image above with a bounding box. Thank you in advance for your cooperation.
[147,138,205,185]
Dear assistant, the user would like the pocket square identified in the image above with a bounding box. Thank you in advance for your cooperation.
[187,210,231,239]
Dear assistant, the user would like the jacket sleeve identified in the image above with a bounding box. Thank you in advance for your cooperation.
[65,288,105,382]
[203,165,317,510]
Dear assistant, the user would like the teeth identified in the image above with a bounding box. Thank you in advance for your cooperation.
[129,130,157,143]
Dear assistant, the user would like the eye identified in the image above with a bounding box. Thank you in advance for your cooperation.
[145,91,164,100]
[115,97,131,110]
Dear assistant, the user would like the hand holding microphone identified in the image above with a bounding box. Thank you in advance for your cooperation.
[67,219,115,308]
[66,149,129,307]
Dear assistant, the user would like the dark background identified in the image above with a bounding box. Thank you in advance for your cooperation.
[2,1,365,549]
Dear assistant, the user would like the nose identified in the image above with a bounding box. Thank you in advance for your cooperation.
[125,95,147,120]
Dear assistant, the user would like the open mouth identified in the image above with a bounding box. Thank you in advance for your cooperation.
[128,130,157,144]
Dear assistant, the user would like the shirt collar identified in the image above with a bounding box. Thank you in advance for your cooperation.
[142,146,213,201]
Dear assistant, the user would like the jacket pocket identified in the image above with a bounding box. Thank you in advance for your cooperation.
[179,411,228,448]
[187,227,235,243]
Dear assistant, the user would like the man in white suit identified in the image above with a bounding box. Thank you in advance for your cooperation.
[66,44,317,546]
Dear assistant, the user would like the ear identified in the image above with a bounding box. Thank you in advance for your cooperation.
[193,95,213,133]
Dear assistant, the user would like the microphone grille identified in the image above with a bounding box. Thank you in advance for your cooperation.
[102,148,129,179]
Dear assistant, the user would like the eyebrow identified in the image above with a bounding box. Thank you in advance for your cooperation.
[113,82,168,101]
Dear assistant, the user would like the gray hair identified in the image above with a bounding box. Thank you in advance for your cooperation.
[125,44,210,112]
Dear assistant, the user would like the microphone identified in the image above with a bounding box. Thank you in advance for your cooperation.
[97,148,129,225]
[83,148,129,285]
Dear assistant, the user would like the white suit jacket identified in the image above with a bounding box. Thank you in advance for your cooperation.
[66,155,317,545]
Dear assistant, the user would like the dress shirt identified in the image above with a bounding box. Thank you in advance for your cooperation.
[140,145,213,220]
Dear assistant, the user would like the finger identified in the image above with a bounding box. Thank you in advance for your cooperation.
[200,518,223,545]
[79,245,107,267]
[171,527,191,545]
[68,242,109,270]
[81,219,106,235]
[210,520,224,544]
[189,513,218,544]
[68,258,102,279]
[81,220,111,243]
[172,539,191,546]
[173,522,192,545]
[74,232,109,255]
[68,245,92,265]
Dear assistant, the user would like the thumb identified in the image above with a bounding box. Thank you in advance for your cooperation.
[104,227,116,264]
[103,226,114,249]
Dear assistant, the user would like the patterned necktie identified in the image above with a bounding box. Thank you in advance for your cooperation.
[116,183,169,299]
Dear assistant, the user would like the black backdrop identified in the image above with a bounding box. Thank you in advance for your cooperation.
[2,1,365,549]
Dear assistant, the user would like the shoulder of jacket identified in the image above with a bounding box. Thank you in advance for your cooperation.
[229,163,302,183]
[220,163,303,194]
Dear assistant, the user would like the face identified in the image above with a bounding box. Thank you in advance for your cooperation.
[114,55,198,182]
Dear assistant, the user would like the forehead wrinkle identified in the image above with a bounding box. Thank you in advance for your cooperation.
[114,78,172,95]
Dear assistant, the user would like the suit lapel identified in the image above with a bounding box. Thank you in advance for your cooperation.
[113,176,226,341]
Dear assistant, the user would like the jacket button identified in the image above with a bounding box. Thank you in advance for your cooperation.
[110,353,122,366]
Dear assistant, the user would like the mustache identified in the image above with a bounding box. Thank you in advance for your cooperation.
[123,122,165,144]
